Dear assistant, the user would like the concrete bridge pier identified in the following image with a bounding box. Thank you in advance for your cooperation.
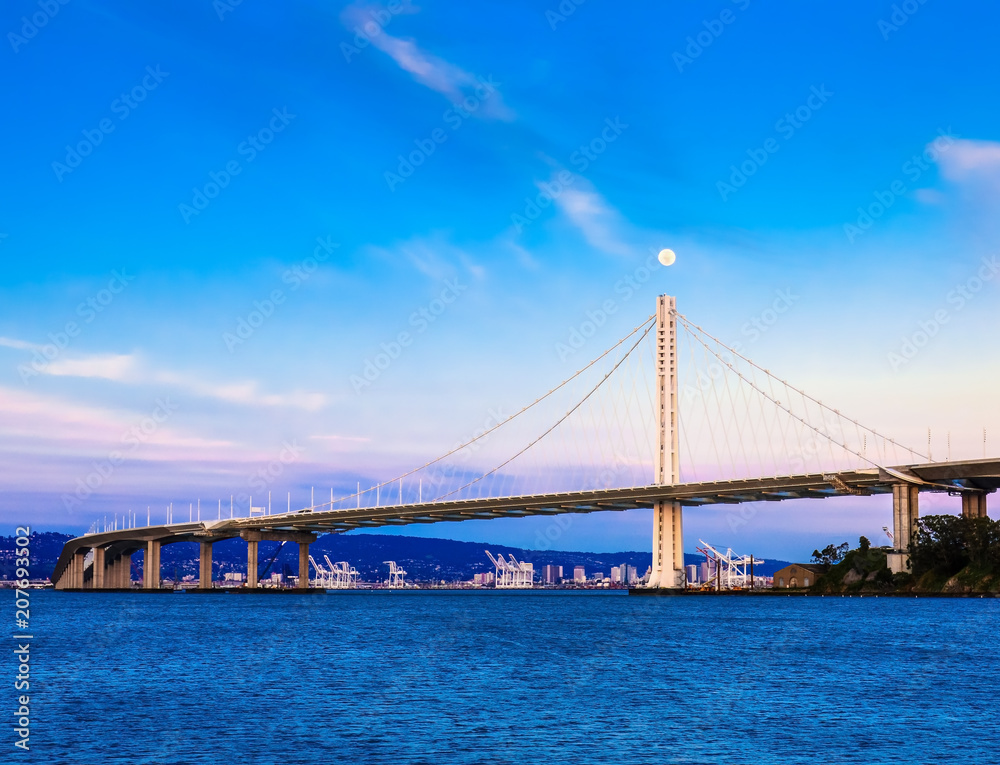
[92,546,106,589]
[648,501,684,588]
[143,540,161,589]
[199,542,213,589]
[962,491,989,519]
[298,541,310,589]
[241,530,316,588]
[105,556,118,589]
[247,540,259,588]
[57,549,86,590]
[72,550,86,589]
[887,483,919,574]
[111,553,132,588]
[120,553,132,588]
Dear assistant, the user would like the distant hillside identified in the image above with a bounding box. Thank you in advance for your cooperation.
[1,531,792,583]
[0,532,73,580]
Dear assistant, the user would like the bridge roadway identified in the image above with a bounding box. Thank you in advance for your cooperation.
[51,458,1000,589]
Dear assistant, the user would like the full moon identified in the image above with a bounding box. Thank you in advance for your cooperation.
[657,248,676,267]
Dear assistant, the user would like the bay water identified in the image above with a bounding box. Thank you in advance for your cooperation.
[28,590,1000,764]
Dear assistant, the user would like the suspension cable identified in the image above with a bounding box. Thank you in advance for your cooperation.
[320,315,657,511]
[431,319,657,502]
[673,311,928,461]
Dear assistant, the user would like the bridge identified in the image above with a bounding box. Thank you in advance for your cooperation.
[51,295,998,590]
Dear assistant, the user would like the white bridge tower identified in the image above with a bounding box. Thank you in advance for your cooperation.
[645,295,684,588]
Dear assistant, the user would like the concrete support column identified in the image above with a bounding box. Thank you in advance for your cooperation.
[72,550,86,589]
[648,501,684,588]
[144,540,161,589]
[962,491,989,519]
[887,483,919,574]
[120,553,132,588]
[298,541,310,589]
[247,540,259,588]
[199,542,213,589]
[92,546,106,589]
[107,558,118,589]
[892,483,919,551]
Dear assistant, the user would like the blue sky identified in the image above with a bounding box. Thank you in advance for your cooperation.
[1,0,998,560]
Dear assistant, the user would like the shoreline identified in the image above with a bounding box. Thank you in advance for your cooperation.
[631,588,1000,598]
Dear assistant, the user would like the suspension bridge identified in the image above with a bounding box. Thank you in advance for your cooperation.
[51,295,1000,590]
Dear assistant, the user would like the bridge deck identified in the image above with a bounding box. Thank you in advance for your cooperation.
[50,458,1000,584]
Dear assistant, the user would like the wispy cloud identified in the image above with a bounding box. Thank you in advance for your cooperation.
[341,3,513,121]
[551,180,633,257]
[47,353,137,380]
[506,241,541,271]
[0,336,41,351]
[936,139,1000,199]
[0,386,233,458]
[368,234,486,282]
[12,347,329,411]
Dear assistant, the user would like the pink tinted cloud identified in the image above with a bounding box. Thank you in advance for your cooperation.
[935,138,1000,199]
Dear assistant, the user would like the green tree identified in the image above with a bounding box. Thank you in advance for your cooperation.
[811,542,849,569]
[909,514,1000,577]
[859,536,871,554]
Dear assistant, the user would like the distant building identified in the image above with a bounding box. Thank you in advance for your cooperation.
[773,564,824,589]
[473,572,495,586]
[686,564,699,585]
[224,572,244,582]
[627,566,637,584]
[573,566,586,583]
[542,564,560,584]
[612,563,629,584]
